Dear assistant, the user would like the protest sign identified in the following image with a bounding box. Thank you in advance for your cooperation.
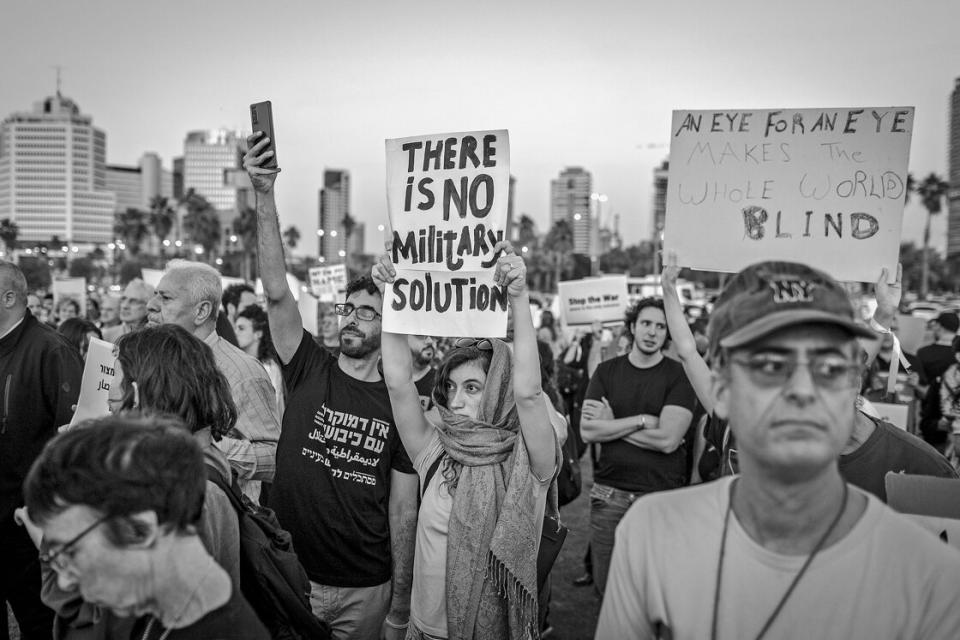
[383,130,510,337]
[664,107,914,282]
[52,277,87,318]
[141,268,164,289]
[557,276,628,327]
[69,338,117,427]
[309,264,348,302]
[870,402,911,431]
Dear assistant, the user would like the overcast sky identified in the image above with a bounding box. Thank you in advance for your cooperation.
[2,0,957,257]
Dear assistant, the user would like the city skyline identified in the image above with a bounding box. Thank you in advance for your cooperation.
[2,0,957,264]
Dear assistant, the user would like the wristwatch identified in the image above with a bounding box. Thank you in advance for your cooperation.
[638,415,646,430]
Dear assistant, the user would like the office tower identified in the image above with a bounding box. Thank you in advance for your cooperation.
[318,169,350,262]
[948,78,960,258]
[182,129,242,212]
[550,167,592,254]
[172,157,184,201]
[105,152,173,212]
[0,92,116,243]
[652,159,669,242]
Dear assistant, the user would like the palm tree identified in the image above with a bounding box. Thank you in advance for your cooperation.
[0,218,19,256]
[233,204,258,281]
[283,225,301,252]
[916,173,950,298]
[543,220,575,292]
[149,196,176,259]
[113,208,149,257]
[181,190,221,263]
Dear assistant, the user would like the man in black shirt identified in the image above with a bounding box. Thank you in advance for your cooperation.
[408,334,437,409]
[916,312,959,451]
[581,297,696,595]
[245,134,418,640]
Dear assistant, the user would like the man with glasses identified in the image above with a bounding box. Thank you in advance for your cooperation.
[19,415,269,639]
[244,133,417,640]
[0,260,82,639]
[597,261,960,640]
[102,279,152,343]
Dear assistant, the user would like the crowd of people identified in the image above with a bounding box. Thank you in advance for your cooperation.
[0,131,959,640]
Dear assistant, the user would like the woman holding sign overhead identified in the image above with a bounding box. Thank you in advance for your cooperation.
[372,241,559,640]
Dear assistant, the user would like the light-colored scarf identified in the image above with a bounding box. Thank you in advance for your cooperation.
[434,339,545,640]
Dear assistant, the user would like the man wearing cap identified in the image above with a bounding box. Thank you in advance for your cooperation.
[916,311,959,451]
[596,261,960,640]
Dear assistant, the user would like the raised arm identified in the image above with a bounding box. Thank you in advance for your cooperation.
[497,244,557,480]
[661,254,712,412]
[861,264,901,368]
[371,251,434,461]
[242,132,302,364]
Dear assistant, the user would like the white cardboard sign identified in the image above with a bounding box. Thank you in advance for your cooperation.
[664,107,913,282]
[383,130,510,337]
[69,338,117,427]
[309,264,348,302]
[557,276,628,327]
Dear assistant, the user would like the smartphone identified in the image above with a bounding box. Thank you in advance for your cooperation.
[249,101,278,169]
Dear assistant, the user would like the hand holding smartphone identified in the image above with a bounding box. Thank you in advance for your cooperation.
[249,100,278,169]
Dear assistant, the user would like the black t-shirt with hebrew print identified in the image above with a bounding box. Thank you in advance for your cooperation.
[274,331,415,587]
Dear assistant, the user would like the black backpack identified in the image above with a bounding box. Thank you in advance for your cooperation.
[556,415,582,507]
[206,467,331,640]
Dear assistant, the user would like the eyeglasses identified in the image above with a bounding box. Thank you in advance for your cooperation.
[454,338,493,350]
[729,353,861,390]
[40,514,110,571]
[334,303,381,321]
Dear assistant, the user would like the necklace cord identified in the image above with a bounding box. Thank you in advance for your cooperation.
[710,480,850,640]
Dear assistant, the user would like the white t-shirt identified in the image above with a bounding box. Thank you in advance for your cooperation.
[596,476,960,640]
[411,434,453,638]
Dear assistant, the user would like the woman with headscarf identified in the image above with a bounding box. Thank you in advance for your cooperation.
[373,242,559,640]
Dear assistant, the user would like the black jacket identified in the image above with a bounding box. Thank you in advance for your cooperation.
[0,310,83,527]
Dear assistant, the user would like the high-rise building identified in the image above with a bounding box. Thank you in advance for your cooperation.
[182,129,243,212]
[948,78,960,258]
[652,159,669,241]
[318,169,351,262]
[0,92,116,244]
[105,152,173,212]
[550,167,592,254]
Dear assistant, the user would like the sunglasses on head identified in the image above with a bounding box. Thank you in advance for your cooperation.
[454,337,493,351]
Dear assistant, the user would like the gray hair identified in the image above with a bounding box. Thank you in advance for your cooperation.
[165,260,223,311]
[0,260,28,304]
[123,279,154,302]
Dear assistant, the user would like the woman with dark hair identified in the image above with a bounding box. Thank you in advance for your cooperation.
[26,325,244,639]
[235,304,285,417]
[58,318,102,359]
[373,242,559,640]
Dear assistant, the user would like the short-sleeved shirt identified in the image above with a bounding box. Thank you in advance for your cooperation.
[272,331,415,587]
[585,355,697,493]
[596,478,960,640]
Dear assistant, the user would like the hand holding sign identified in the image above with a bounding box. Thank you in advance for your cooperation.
[371,245,398,295]
[661,251,680,292]
[243,131,281,194]
[492,241,527,299]
[874,263,903,327]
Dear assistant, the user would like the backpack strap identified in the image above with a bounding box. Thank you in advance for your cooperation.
[421,453,445,500]
[205,464,246,515]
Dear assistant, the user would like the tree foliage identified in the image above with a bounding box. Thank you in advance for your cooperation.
[113,208,149,256]
[181,190,221,260]
[0,218,19,253]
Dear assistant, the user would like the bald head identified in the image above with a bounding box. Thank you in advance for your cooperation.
[147,260,222,334]
[0,261,28,325]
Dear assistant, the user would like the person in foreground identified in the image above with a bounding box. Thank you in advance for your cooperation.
[20,415,269,639]
[595,260,960,640]
[373,242,559,640]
